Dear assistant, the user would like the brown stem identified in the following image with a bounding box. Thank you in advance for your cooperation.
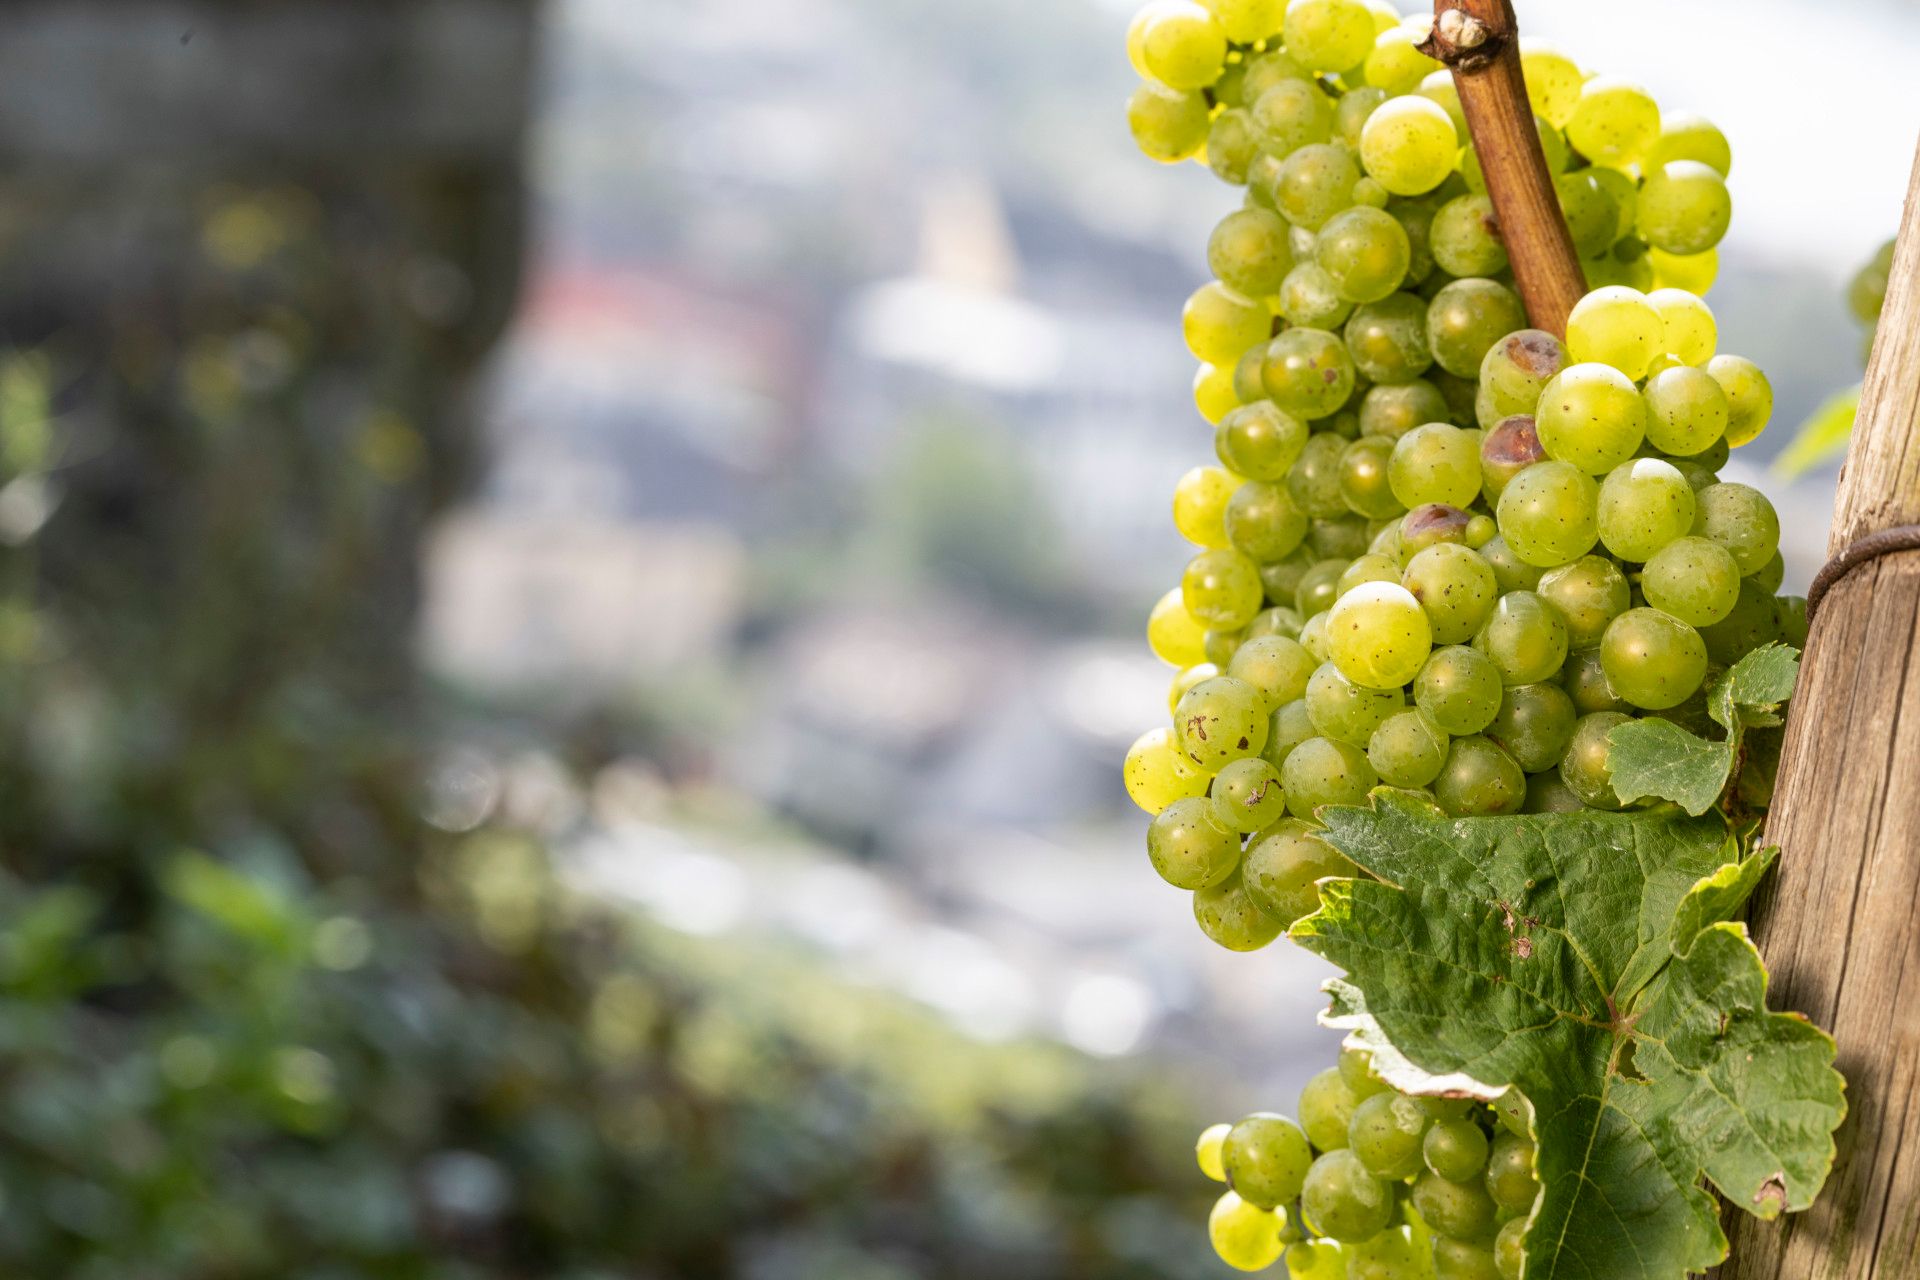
[1419,0,1586,337]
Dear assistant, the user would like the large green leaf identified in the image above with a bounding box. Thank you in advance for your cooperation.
[1292,795,1844,1280]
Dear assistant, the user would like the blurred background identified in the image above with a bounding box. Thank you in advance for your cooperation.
[0,0,1910,1276]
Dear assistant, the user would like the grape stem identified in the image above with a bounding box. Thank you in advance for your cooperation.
[1418,0,1585,337]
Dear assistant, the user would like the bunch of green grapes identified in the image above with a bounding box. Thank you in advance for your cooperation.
[1849,238,1896,363]
[1120,0,1799,958]
[1195,1047,1539,1278]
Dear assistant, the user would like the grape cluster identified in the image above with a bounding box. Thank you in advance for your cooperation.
[1119,0,1803,955]
[1196,1048,1538,1278]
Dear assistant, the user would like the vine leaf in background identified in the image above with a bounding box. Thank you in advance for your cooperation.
[1292,794,1845,1280]
[1775,384,1861,479]
[1607,645,1800,816]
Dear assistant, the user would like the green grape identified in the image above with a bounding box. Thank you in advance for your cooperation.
[1185,549,1267,628]
[1537,555,1630,648]
[1300,615,1330,665]
[1264,698,1319,769]
[1650,244,1717,294]
[1781,595,1810,648]
[1519,39,1582,125]
[1196,360,1241,423]
[1263,553,1316,610]
[1347,1091,1432,1181]
[1211,208,1297,298]
[1423,1117,1491,1183]
[1366,25,1441,95]
[1466,514,1497,548]
[1290,432,1356,519]
[1124,727,1211,813]
[1300,1150,1395,1243]
[1428,278,1528,378]
[1147,796,1242,889]
[1597,457,1696,562]
[1431,194,1508,278]
[1296,556,1350,618]
[1128,82,1211,163]
[1417,69,1470,142]
[1300,1067,1361,1151]
[1705,354,1774,447]
[1850,239,1897,324]
[1700,579,1784,665]
[1691,482,1781,574]
[1284,0,1376,72]
[1226,1113,1317,1209]
[1177,673,1273,770]
[1432,735,1526,817]
[1204,0,1288,43]
[1479,330,1567,422]
[1421,1096,1477,1122]
[1338,91,1391,154]
[1195,869,1286,951]
[1638,160,1732,256]
[1484,1134,1539,1216]
[1187,282,1276,365]
[1207,109,1263,186]
[1338,552,1403,597]
[1401,542,1498,644]
[1276,143,1363,231]
[1526,770,1586,813]
[1249,606,1306,641]
[1328,582,1433,689]
[1433,1237,1502,1280]
[1388,193,1441,286]
[1265,328,1358,418]
[1229,480,1313,562]
[1209,1190,1287,1272]
[1170,662,1220,714]
[1562,647,1626,715]
[1386,422,1481,510]
[1414,645,1504,735]
[1749,552,1787,594]
[1561,710,1630,809]
[1493,1218,1526,1280]
[1496,460,1599,568]
[1475,591,1569,685]
[1641,365,1730,457]
[1252,78,1336,157]
[1198,1121,1232,1181]
[1242,49,1314,102]
[1556,169,1620,257]
[1313,516,1374,559]
[1174,465,1240,548]
[1363,380,1449,440]
[1339,435,1406,520]
[1234,344,1272,404]
[1478,415,1546,500]
[1479,533,1544,595]
[1306,662,1406,744]
[1230,634,1319,711]
[1206,626,1248,667]
[1213,757,1290,833]
[1565,76,1660,165]
[1648,287,1717,366]
[1646,110,1732,175]
[1359,95,1457,195]
[1565,286,1662,380]
[1493,1090,1532,1139]
[1316,206,1412,304]
[1282,735,1380,817]
[1412,1169,1499,1241]
[1583,239,1655,293]
[1244,819,1357,922]
[1534,363,1646,476]
[1285,1240,1348,1279]
[1219,401,1312,480]
[1486,682,1577,773]
[1139,2,1229,89]
[1400,503,1471,557]
[1126,2,1179,77]
[1149,588,1209,666]
[1368,708,1449,789]
[1601,607,1708,711]
[1279,262,1357,329]
[1345,294,1433,386]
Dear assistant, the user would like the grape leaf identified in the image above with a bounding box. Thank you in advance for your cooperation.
[1292,794,1845,1280]
[1607,645,1801,816]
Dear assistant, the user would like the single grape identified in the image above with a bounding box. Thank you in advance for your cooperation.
[1647,110,1732,175]
[1339,435,1406,520]
[1348,1091,1432,1181]
[1185,549,1267,629]
[1537,555,1630,648]
[1368,707,1450,788]
[1557,168,1620,256]
[1601,607,1708,711]
[1642,365,1730,457]
[1478,415,1546,500]
[1265,328,1358,419]
[1366,23,1441,95]
[1233,343,1270,405]
[1241,48,1314,103]
[1496,460,1600,568]
[1433,1237,1503,1280]
[1186,282,1274,366]
[1282,735,1379,818]
[1421,1096,1477,1122]
[1494,1218,1526,1280]
[1195,869,1285,951]
[1300,1150,1396,1243]
[1691,482,1781,574]
[1207,109,1263,186]
[1597,457,1697,562]
[1299,1067,1360,1151]
[1433,735,1526,817]
[1279,261,1358,329]
[1400,502,1473,556]
[1251,78,1336,157]
[1401,542,1498,644]
[1149,588,1209,666]
[1562,647,1626,715]
[1316,206,1412,304]
[1218,401,1311,481]
[1243,819,1357,922]
[1423,1117,1491,1183]
[1173,465,1239,549]
[1520,39,1582,126]
[1479,533,1545,595]
[1208,1190,1287,1272]
[1203,627,1243,671]
[1284,0,1376,71]
[1328,581,1433,690]
[1195,361,1240,423]
[1124,727,1211,813]
[1296,556,1350,618]
[1306,662,1406,744]
[1701,579,1785,665]
[1749,552,1787,594]
[1638,160,1732,256]
[1213,757,1290,833]
[1485,1133,1540,1216]
[1486,682,1578,773]
[1432,194,1509,278]
[1198,1120,1232,1181]
[1344,293,1433,386]
[1229,634,1318,712]
[1275,143,1363,231]
[1262,551,1316,608]
[1647,288,1717,366]
[1706,354,1773,447]
[1417,69,1470,142]
[1299,611,1332,662]
[1565,286,1663,381]
[1475,591,1569,685]
[1313,516,1373,559]
[1565,76,1660,165]
[1290,431,1355,519]
[1228,480,1313,562]
[1389,191,1441,286]
[1176,674,1272,770]
[1226,1112,1317,1209]
[1388,422,1482,510]
[1650,245,1718,294]
[1412,1168,1499,1241]
[1148,796,1242,889]
[1479,329,1567,421]
[1263,698,1319,770]
[1171,665,1217,718]
[1211,207,1297,299]
[1337,552,1403,597]
[1128,82,1211,163]
[1415,645,1504,735]
[1493,1090,1532,1139]
[1139,2,1229,89]
[1561,711,1630,809]
[1359,95,1457,195]
[1428,278,1528,377]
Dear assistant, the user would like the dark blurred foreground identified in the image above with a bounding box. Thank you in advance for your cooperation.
[0,4,1223,1277]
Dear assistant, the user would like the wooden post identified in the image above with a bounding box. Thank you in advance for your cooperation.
[1713,137,1920,1279]
[1419,0,1586,337]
